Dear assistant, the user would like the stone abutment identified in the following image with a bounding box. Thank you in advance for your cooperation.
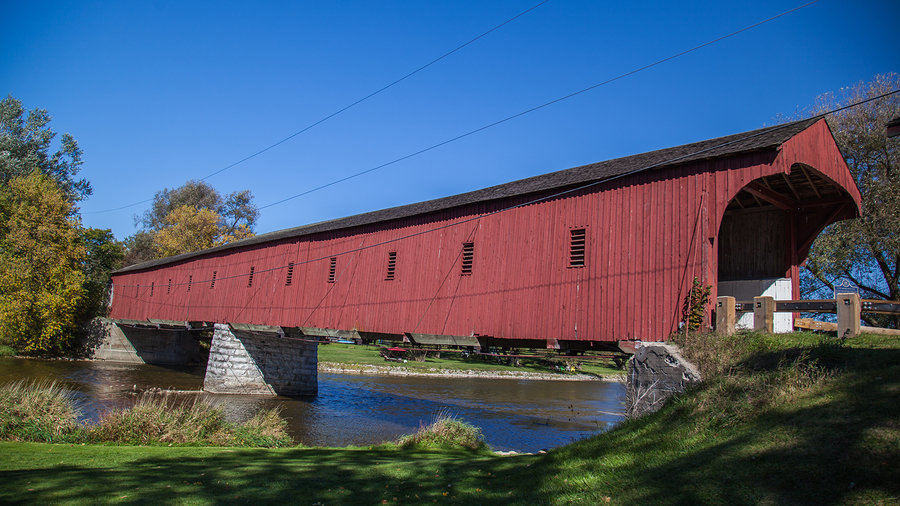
[202,323,318,396]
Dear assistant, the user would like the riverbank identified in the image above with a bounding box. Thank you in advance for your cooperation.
[317,362,604,381]
[1,331,896,504]
[317,342,623,381]
[1,342,624,381]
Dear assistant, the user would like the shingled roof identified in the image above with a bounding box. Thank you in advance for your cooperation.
[113,117,819,274]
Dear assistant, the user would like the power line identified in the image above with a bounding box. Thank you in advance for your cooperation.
[255,0,821,211]
[84,1,550,215]
[112,87,900,290]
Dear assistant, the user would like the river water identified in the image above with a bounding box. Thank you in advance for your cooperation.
[0,358,624,452]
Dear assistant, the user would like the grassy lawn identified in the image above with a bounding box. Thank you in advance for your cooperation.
[0,345,16,357]
[317,342,624,377]
[1,332,896,504]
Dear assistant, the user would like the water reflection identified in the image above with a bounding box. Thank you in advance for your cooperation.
[0,358,624,452]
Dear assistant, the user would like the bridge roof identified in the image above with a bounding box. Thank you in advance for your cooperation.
[114,118,818,274]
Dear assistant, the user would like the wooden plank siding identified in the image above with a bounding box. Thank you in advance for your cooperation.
[109,120,860,343]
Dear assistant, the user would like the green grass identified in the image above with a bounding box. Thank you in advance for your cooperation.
[0,345,17,357]
[1,332,896,504]
[317,343,624,377]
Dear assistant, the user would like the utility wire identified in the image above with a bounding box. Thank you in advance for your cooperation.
[84,1,550,214]
[255,0,821,211]
[112,87,900,290]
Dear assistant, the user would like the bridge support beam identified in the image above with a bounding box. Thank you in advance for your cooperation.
[91,317,205,365]
[202,323,317,397]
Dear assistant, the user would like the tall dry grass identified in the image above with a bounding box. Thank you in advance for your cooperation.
[0,381,292,447]
[86,394,291,447]
[397,412,487,451]
[674,330,770,377]
[671,331,835,426]
[0,380,80,442]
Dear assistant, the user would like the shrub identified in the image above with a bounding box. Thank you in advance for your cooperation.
[397,413,487,451]
[0,380,80,442]
[680,277,711,332]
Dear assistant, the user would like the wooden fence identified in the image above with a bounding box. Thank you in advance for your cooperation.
[715,293,900,338]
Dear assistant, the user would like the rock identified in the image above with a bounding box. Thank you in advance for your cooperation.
[626,342,701,417]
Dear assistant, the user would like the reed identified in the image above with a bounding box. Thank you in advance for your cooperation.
[0,381,292,447]
[396,411,487,451]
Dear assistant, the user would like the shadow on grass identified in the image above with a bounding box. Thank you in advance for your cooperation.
[1,346,896,504]
[0,447,532,504]
[528,345,900,504]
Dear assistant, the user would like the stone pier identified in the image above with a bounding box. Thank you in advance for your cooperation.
[202,323,318,396]
[91,317,205,365]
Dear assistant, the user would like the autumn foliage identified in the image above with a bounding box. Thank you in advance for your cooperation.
[0,172,87,354]
[154,205,253,258]
[124,180,258,264]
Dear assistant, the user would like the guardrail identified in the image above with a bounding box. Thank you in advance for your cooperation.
[715,293,900,339]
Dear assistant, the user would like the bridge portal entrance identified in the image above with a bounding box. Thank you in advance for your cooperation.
[716,164,857,332]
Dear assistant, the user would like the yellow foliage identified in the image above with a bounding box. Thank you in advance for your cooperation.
[0,172,87,354]
[153,205,254,257]
[217,223,254,245]
[153,205,221,257]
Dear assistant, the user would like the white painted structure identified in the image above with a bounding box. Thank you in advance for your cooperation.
[718,278,793,333]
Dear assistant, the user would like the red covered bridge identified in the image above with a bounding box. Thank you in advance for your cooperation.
[109,118,860,352]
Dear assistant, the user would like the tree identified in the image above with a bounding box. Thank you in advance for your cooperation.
[123,230,158,266]
[798,73,900,327]
[0,172,87,355]
[77,228,125,323]
[0,96,91,202]
[125,181,258,264]
[137,180,258,236]
[153,205,253,257]
[0,98,125,354]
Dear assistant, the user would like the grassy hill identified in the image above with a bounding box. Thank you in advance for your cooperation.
[0,332,896,504]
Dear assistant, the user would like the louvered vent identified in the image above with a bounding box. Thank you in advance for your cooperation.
[248,266,255,287]
[328,257,337,283]
[386,251,397,280]
[461,242,474,275]
[150,282,154,296]
[285,262,294,286]
[210,271,217,288]
[187,275,192,292]
[569,228,586,267]
[167,279,172,294]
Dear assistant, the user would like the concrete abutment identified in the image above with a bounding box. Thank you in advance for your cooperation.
[91,317,205,365]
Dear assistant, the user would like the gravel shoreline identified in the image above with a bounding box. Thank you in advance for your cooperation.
[318,362,619,382]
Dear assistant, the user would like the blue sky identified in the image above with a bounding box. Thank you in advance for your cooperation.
[2,0,897,238]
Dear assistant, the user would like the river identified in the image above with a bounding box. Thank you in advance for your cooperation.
[0,357,625,452]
